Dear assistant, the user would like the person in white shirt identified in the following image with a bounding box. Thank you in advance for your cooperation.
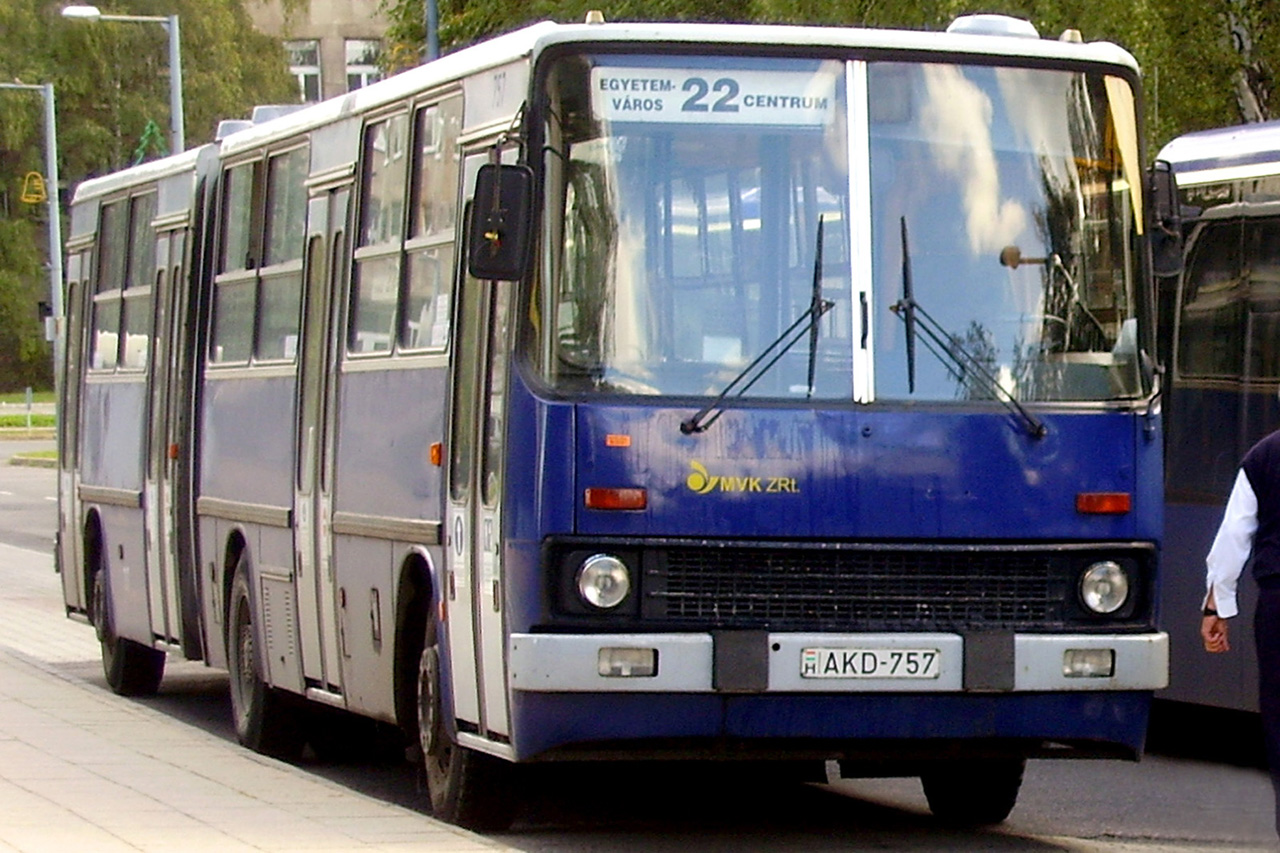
[1202,428,1280,837]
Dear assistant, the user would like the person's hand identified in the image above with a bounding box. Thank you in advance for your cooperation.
[1202,614,1230,653]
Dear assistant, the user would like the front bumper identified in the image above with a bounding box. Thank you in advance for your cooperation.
[509,631,1169,693]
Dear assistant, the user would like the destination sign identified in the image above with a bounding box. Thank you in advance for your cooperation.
[590,68,838,126]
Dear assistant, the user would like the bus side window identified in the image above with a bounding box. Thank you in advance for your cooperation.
[1178,220,1244,380]
[120,193,157,371]
[221,162,257,273]
[91,199,127,370]
[1245,217,1280,380]
[350,113,409,355]
[211,281,255,364]
[91,193,156,372]
[258,146,308,361]
[402,96,462,351]
[212,161,261,365]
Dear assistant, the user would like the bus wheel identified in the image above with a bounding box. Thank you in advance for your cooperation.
[226,559,304,760]
[417,615,517,831]
[920,758,1025,825]
[91,566,164,696]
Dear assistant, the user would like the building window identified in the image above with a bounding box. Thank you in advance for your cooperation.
[346,39,381,92]
[285,39,321,102]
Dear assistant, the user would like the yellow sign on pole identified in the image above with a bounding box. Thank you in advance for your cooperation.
[20,171,47,204]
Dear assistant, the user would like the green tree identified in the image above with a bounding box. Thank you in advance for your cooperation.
[47,0,297,174]
[380,0,752,72]
[0,0,295,392]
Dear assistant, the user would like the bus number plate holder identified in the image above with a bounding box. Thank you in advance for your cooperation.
[801,647,941,679]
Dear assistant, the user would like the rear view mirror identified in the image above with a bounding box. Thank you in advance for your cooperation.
[467,163,534,281]
[1147,160,1183,278]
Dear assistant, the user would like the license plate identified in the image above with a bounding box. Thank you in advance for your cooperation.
[801,647,941,679]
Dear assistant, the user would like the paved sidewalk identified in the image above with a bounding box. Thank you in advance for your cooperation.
[0,543,510,853]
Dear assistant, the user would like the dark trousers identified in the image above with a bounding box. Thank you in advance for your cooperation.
[1255,587,1280,836]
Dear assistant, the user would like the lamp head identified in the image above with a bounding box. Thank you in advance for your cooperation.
[61,5,104,21]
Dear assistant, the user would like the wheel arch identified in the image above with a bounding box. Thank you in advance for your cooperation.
[81,508,105,615]
[221,527,250,631]
[394,547,436,737]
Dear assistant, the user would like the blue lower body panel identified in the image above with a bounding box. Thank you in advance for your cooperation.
[511,690,1152,761]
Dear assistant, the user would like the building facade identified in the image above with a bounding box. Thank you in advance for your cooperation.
[245,0,389,102]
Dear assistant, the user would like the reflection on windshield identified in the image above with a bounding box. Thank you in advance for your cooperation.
[536,54,1145,404]
[539,55,853,400]
[871,63,1144,402]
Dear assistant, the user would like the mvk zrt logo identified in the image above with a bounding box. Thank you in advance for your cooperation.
[685,461,799,495]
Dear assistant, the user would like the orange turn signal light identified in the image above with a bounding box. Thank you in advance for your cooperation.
[584,487,647,511]
[1076,492,1131,515]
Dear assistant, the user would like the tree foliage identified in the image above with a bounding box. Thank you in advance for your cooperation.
[381,0,754,72]
[0,0,295,392]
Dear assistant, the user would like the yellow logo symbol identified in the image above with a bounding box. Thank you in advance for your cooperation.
[20,171,46,204]
[687,461,717,494]
[685,461,799,495]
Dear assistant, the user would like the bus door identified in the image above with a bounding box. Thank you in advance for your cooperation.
[294,188,348,696]
[1240,217,1280,447]
[444,151,515,740]
[58,247,90,611]
[143,227,185,645]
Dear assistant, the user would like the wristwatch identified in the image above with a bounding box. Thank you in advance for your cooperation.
[1203,606,1219,617]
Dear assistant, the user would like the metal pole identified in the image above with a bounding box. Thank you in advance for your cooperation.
[0,83,63,372]
[425,0,439,61]
[41,83,64,354]
[166,14,184,153]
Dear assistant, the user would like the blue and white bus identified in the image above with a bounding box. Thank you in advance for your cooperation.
[1156,120,1280,714]
[58,12,1169,830]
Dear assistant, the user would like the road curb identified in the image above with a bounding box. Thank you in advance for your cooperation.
[7,455,56,468]
[0,428,55,440]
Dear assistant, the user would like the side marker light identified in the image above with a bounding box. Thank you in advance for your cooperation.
[1076,492,1131,514]
[584,487,647,510]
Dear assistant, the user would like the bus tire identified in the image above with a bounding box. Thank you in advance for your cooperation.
[227,559,304,760]
[417,614,517,831]
[91,566,165,696]
[920,757,1025,825]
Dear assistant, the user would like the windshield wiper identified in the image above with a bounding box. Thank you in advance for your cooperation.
[806,216,826,399]
[890,218,1047,440]
[681,217,833,435]
[898,217,917,393]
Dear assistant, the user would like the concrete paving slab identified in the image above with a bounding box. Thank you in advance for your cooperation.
[0,543,511,853]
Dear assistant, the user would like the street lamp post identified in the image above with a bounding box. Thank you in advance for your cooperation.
[424,0,439,61]
[61,4,185,154]
[0,83,64,376]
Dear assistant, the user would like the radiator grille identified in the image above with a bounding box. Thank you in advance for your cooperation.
[643,546,1065,631]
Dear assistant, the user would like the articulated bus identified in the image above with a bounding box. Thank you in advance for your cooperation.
[1156,120,1280,713]
[58,12,1169,830]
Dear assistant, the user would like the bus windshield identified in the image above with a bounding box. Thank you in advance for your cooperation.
[537,53,1146,403]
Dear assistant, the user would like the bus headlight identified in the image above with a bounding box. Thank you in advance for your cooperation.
[577,554,631,609]
[1079,561,1129,614]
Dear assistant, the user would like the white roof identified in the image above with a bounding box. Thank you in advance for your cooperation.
[1157,120,1280,187]
[70,144,207,204]
[218,18,1140,156]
